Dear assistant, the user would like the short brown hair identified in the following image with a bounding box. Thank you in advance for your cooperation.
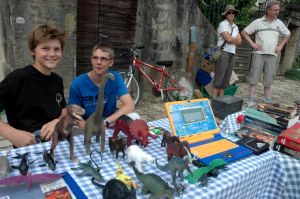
[91,43,115,59]
[266,0,280,12]
[28,24,66,53]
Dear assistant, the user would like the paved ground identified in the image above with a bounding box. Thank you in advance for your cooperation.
[1,77,299,151]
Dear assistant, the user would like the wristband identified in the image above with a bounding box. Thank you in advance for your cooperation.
[104,119,110,128]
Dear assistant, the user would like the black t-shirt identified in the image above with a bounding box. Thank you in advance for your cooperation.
[0,65,66,133]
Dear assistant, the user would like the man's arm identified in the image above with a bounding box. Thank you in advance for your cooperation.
[106,94,135,124]
[276,34,290,53]
[241,30,261,51]
[0,120,36,147]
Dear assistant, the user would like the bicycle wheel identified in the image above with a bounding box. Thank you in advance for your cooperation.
[166,71,194,102]
[125,75,141,106]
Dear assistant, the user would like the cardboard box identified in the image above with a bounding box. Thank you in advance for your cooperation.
[211,96,243,119]
[201,59,215,73]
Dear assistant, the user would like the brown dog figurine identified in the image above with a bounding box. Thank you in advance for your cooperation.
[109,137,127,159]
[50,104,85,162]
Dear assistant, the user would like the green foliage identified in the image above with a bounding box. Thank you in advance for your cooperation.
[196,0,257,28]
[284,56,300,81]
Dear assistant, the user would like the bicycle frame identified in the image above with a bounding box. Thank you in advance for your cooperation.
[121,47,194,102]
[132,58,181,93]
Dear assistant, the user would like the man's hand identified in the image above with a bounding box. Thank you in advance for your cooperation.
[275,45,283,53]
[40,119,60,141]
[251,43,262,51]
[11,131,36,147]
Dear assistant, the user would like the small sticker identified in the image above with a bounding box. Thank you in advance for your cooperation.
[16,17,25,24]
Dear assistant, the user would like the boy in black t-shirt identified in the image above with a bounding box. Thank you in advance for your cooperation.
[0,24,67,147]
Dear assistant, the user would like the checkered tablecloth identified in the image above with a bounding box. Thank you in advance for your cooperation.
[0,116,298,199]
[221,112,300,199]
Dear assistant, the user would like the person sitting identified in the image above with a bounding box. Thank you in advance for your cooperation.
[0,24,67,147]
[68,44,136,129]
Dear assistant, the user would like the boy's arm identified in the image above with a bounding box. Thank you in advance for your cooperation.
[106,94,135,124]
[40,108,67,141]
[0,120,36,147]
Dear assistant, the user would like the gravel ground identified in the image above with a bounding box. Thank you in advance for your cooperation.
[136,77,300,122]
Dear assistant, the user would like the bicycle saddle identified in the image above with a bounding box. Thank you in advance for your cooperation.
[156,61,173,67]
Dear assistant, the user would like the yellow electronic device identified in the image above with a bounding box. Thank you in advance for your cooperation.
[165,98,252,164]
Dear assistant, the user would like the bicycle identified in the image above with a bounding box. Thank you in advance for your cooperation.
[119,46,194,106]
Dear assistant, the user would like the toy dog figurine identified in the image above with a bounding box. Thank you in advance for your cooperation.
[84,73,115,155]
[102,179,137,199]
[50,104,85,162]
[127,145,154,172]
[113,115,156,147]
[109,137,127,159]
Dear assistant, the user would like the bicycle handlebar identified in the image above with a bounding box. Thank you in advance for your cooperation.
[119,46,144,57]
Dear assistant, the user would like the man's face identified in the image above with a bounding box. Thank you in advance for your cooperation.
[267,4,280,19]
[91,49,113,75]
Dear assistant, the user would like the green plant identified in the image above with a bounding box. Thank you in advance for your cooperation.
[284,56,300,81]
[196,0,256,28]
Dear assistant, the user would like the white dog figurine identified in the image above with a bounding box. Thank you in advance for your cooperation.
[127,145,154,172]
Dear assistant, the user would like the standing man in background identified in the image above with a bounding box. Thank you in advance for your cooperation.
[242,0,290,106]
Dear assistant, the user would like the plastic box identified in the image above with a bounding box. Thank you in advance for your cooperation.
[211,95,243,119]
[199,84,238,98]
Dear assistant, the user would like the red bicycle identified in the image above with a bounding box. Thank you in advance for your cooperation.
[119,46,194,105]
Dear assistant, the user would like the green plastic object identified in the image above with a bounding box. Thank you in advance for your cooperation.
[184,158,227,184]
[199,84,238,98]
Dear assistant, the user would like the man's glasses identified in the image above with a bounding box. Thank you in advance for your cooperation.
[227,11,236,15]
[92,56,112,62]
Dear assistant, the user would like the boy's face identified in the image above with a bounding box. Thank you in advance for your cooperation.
[31,39,62,75]
[91,49,113,76]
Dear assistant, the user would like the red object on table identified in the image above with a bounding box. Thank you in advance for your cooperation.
[237,115,245,123]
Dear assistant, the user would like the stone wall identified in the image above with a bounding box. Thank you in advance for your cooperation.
[0,0,216,96]
[0,0,14,81]
[0,0,77,96]
[135,0,216,93]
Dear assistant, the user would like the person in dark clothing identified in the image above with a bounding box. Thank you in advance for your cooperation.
[0,24,67,147]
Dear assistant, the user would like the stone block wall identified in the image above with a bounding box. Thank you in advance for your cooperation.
[0,0,77,97]
[135,0,217,93]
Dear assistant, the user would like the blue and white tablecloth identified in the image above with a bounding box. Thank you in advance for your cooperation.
[0,116,299,199]
[221,111,300,199]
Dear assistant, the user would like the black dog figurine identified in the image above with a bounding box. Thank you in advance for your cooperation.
[102,179,136,199]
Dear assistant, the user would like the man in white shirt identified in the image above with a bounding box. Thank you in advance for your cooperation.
[242,0,290,106]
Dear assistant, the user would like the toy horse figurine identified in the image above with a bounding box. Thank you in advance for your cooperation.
[50,104,85,163]
[84,73,115,155]
[109,137,127,159]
